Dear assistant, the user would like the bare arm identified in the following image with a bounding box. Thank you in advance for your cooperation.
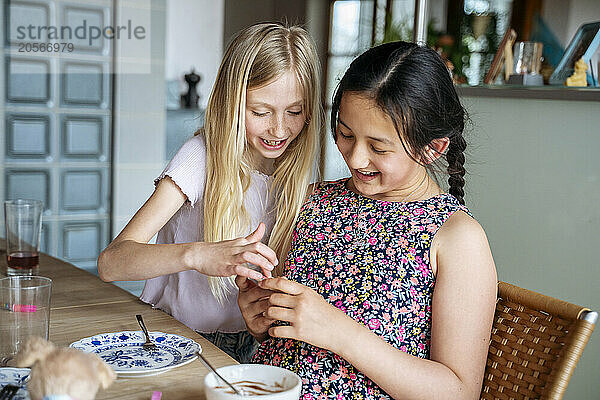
[98,177,187,281]
[98,177,278,282]
[260,211,497,399]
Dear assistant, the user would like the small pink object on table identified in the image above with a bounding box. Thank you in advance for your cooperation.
[1,303,37,312]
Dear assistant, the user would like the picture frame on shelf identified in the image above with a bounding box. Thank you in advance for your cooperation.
[549,22,600,86]
[484,28,517,84]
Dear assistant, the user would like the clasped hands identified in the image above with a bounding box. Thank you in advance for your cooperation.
[236,274,351,353]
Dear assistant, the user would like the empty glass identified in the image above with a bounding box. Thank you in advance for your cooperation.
[0,276,52,366]
[513,42,544,75]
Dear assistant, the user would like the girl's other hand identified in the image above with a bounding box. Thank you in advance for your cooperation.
[236,275,276,342]
[192,222,278,280]
[258,277,349,352]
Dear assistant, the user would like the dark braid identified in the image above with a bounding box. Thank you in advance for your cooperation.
[447,134,467,205]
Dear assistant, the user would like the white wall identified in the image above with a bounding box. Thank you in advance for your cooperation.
[543,0,600,84]
[565,0,600,45]
[223,0,308,45]
[112,0,224,235]
[165,0,224,108]
[112,0,166,237]
[543,0,600,46]
[111,0,168,294]
[461,96,600,399]
[543,0,572,47]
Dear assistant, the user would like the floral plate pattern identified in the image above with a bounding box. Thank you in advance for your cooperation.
[70,331,201,377]
[0,368,30,400]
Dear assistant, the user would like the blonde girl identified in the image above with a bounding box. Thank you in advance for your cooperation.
[98,22,323,363]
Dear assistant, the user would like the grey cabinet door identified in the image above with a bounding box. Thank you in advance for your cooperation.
[1,0,112,275]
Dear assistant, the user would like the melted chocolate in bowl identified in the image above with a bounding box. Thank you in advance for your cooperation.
[215,379,287,395]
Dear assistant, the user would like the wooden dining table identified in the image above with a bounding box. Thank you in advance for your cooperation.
[1,250,238,399]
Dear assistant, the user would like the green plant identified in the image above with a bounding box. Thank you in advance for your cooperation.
[379,11,500,84]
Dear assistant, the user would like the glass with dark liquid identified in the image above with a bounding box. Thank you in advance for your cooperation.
[7,252,40,274]
[4,200,43,276]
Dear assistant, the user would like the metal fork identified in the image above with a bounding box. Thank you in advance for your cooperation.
[0,385,19,400]
[0,356,13,367]
[136,314,158,351]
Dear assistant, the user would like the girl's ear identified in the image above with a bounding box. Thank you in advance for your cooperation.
[422,137,450,164]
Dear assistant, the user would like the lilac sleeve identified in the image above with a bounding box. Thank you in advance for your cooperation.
[154,134,206,206]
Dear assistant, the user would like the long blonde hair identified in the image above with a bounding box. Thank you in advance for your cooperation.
[200,23,323,301]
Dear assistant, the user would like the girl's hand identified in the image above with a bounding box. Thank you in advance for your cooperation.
[192,223,278,280]
[258,277,350,352]
[236,275,276,342]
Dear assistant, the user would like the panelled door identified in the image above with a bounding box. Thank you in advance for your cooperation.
[1,0,112,274]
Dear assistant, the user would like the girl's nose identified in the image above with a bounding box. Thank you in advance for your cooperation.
[269,116,287,139]
[346,144,370,169]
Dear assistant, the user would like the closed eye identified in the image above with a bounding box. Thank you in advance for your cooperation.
[371,146,387,154]
[251,110,268,117]
[338,130,352,139]
[288,110,302,116]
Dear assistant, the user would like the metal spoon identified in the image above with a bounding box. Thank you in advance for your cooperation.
[197,352,243,396]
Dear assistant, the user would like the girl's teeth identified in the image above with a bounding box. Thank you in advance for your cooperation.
[263,139,283,146]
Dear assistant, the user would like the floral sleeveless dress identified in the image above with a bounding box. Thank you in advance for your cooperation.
[252,179,471,399]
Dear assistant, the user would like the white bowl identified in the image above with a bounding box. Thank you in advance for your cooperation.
[204,364,302,400]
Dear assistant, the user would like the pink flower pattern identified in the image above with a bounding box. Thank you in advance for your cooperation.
[253,179,470,398]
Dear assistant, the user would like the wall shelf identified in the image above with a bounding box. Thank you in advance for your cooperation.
[457,85,600,102]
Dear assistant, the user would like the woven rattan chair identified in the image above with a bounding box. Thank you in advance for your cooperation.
[480,281,597,400]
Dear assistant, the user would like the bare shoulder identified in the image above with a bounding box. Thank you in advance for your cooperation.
[430,210,496,280]
[156,175,188,201]
[435,210,488,250]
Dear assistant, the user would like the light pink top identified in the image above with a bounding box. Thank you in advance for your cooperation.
[139,134,276,333]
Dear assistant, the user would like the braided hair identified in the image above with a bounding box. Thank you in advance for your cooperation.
[331,41,468,204]
[446,134,467,205]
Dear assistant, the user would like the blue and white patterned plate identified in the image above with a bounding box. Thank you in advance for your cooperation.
[0,368,30,400]
[70,331,201,377]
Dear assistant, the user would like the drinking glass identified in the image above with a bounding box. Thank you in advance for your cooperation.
[0,276,52,366]
[4,199,43,276]
[513,41,544,75]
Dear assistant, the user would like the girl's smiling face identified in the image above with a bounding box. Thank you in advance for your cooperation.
[336,93,429,202]
[245,70,306,172]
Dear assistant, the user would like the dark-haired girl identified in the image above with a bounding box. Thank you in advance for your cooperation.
[237,41,497,399]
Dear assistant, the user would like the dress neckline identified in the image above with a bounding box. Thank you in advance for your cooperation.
[252,170,273,180]
[340,178,449,206]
